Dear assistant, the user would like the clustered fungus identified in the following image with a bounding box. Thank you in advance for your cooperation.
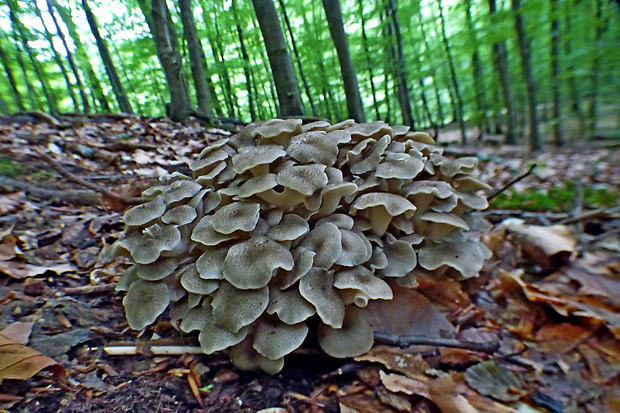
[110,118,491,373]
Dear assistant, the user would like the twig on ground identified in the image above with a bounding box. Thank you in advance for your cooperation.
[487,164,537,201]
[103,345,204,356]
[587,226,620,244]
[373,332,500,353]
[34,148,144,205]
[62,284,117,296]
[0,176,101,206]
[557,206,620,225]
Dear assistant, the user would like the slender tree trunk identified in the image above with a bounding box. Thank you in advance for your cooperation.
[489,0,517,144]
[33,2,80,111]
[46,0,90,113]
[588,0,603,137]
[278,0,317,116]
[436,0,467,143]
[82,0,132,113]
[550,0,564,146]
[464,0,488,138]
[11,33,39,109]
[322,0,366,122]
[148,0,191,121]
[8,1,59,116]
[563,0,583,125]
[252,0,304,116]
[178,0,212,118]
[385,0,413,128]
[55,0,110,111]
[0,96,8,115]
[416,9,444,130]
[231,0,256,122]
[0,42,25,111]
[357,0,380,120]
[512,0,541,150]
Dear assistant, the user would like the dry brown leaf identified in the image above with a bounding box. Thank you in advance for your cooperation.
[357,346,429,379]
[0,322,34,345]
[380,371,430,399]
[0,227,17,261]
[0,261,75,279]
[428,375,479,413]
[0,332,65,381]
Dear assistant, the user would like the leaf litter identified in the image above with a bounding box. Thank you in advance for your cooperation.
[0,113,619,412]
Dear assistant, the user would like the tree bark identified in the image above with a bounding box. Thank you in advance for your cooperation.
[464,0,488,138]
[82,0,132,114]
[588,0,604,137]
[385,0,413,128]
[0,42,25,111]
[322,0,366,122]
[148,0,192,121]
[489,0,517,145]
[550,0,564,146]
[252,0,304,117]
[178,0,212,118]
[278,0,317,117]
[436,0,467,143]
[55,0,110,111]
[512,0,541,150]
[46,0,90,113]
[7,0,59,116]
[231,0,256,122]
[357,0,380,120]
[32,2,79,111]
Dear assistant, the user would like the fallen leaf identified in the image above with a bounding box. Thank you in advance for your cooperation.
[0,261,75,279]
[0,322,34,345]
[429,374,480,413]
[0,332,65,381]
[464,361,524,402]
[379,370,430,398]
[356,346,429,379]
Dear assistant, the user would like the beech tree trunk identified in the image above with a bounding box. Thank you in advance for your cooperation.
[178,0,212,118]
[357,0,380,120]
[149,0,191,121]
[323,0,366,123]
[231,0,257,122]
[512,0,542,150]
[252,0,304,117]
[550,0,564,146]
[436,0,467,143]
[465,0,488,138]
[0,42,24,111]
[82,0,132,114]
[278,0,317,117]
[385,0,413,128]
[46,0,90,113]
[489,0,517,145]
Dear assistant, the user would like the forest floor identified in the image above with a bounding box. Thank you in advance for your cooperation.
[0,113,619,413]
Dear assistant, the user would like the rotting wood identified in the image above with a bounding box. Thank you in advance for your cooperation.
[0,176,101,206]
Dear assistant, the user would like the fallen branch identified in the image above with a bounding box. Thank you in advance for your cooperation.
[0,176,101,206]
[103,345,204,356]
[557,205,620,225]
[487,163,537,201]
[34,148,144,205]
[62,284,117,296]
[373,332,500,353]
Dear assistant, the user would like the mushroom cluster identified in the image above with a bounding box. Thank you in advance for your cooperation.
[111,119,491,373]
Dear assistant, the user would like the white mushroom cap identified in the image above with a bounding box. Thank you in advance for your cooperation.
[318,306,374,358]
[333,266,393,307]
[211,202,260,234]
[123,279,170,330]
[124,198,166,227]
[266,214,309,242]
[299,268,345,328]
[162,204,198,225]
[300,223,342,269]
[276,163,328,196]
[135,257,178,281]
[211,282,269,333]
[230,337,285,374]
[351,192,417,236]
[266,285,316,324]
[180,264,219,294]
[253,316,309,360]
[119,224,181,264]
[191,216,239,246]
[223,236,294,289]
[232,145,286,174]
[418,240,492,278]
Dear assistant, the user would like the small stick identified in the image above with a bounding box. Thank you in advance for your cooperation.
[62,284,117,296]
[103,345,204,356]
[374,332,500,353]
[487,164,537,201]
[34,148,144,205]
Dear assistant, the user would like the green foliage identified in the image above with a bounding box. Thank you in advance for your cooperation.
[0,156,21,178]
[491,181,618,212]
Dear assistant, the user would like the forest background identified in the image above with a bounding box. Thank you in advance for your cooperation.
[0,0,619,150]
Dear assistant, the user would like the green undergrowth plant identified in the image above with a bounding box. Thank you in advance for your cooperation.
[491,181,618,211]
[0,156,21,178]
